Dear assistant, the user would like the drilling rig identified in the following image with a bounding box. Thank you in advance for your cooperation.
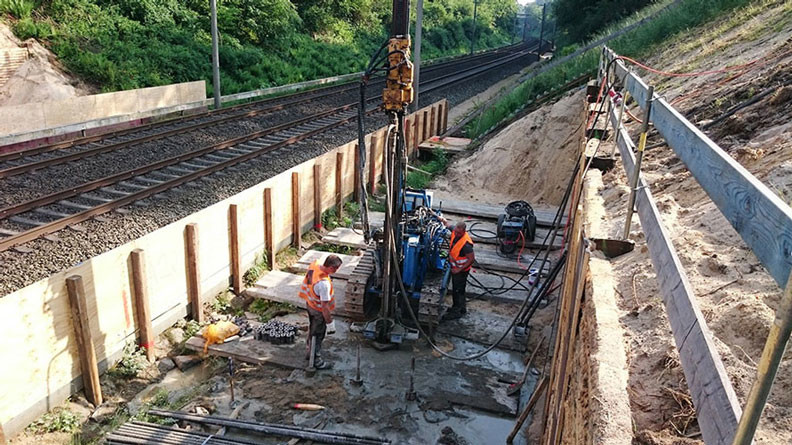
[345,0,452,347]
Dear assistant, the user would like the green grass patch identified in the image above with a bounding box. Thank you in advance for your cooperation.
[248,299,298,322]
[243,250,270,287]
[313,243,356,255]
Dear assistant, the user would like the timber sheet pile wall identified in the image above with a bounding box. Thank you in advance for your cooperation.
[0,100,448,439]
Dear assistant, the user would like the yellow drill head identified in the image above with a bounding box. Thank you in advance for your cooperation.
[383,37,414,112]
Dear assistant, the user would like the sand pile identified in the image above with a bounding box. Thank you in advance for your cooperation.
[434,89,584,206]
[0,23,88,107]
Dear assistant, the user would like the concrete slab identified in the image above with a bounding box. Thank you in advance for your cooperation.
[246,271,354,318]
[289,250,362,280]
[436,299,527,353]
[322,227,368,249]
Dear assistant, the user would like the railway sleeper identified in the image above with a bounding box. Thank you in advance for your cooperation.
[10,215,46,227]
[204,154,232,162]
[180,161,212,170]
[222,148,249,156]
[118,181,150,190]
[58,200,93,211]
[0,228,19,236]
[147,171,180,180]
[80,193,113,203]
[164,166,197,175]
[134,176,165,185]
[33,208,71,219]
[100,187,132,197]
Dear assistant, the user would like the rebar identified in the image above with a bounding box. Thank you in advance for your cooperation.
[148,409,391,445]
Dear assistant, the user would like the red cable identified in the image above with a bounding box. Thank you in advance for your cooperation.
[617,55,759,78]
[517,230,529,271]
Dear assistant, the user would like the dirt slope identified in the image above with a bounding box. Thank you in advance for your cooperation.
[594,2,792,443]
[435,90,584,207]
[0,22,88,107]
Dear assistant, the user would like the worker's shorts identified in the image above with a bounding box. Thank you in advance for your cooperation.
[306,307,327,341]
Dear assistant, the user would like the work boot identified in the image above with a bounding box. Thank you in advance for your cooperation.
[442,309,462,321]
[315,359,333,370]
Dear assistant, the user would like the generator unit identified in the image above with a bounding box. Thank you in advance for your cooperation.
[496,200,537,254]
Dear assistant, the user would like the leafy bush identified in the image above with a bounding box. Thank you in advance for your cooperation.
[107,343,148,379]
[26,406,81,434]
[9,0,516,94]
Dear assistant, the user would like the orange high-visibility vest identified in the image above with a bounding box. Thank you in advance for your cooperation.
[449,231,474,272]
[299,261,335,312]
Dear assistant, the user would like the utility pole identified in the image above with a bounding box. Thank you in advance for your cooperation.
[511,12,518,44]
[210,0,221,109]
[413,0,424,112]
[470,0,478,55]
[538,3,546,54]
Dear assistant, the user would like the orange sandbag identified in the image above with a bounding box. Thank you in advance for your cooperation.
[202,321,240,353]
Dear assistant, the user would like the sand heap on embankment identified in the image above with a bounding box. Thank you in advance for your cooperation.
[435,90,584,207]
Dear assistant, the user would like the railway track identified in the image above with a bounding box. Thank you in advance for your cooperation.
[0,43,538,252]
[0,43,528,178]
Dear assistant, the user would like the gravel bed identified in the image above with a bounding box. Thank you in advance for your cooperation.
[0,51,536,296]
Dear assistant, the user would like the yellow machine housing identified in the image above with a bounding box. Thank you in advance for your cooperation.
[382,37,414,112]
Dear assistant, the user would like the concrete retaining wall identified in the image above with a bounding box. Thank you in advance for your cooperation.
[0,81,206,139]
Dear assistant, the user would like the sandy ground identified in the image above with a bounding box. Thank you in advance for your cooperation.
[0,22,88,107]
[588,2,792,443]
[435,90,584,207]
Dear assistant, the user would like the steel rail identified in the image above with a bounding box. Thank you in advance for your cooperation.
[0,44,526,164]
[0,107,368,251]
[0,45,538,251]
[0,102,359,220]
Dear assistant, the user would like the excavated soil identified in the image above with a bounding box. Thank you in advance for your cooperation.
[435,90,585,207]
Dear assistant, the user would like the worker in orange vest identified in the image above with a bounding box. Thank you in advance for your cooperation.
[439,218,475,320]
[299,255,342,369]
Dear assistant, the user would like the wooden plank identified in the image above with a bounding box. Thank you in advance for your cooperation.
[229,204,242,295]
[369,135,378,194]
[313,163,322,230]
[264,188,275,271]
[442,99,449,133]
[322,227,368,249]
[437,102,444,136]
[422,110,429,144]
[429,104,436,138]
[353,143,360,201]
[246,271,353,318]
[404,117,413,156]
[413,114,420,152]
[290,250,362,280]
[607,48,792,288]
[291,172,301,249]
[335,152,344,214]
[428,191,566,228]
[130,249,155,362]
[184,223,203,323]
[185,335,305,370]
[611,102,742,444]
[65,276,102,407]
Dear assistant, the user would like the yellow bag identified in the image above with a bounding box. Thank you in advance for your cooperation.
[202,321,240,354]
